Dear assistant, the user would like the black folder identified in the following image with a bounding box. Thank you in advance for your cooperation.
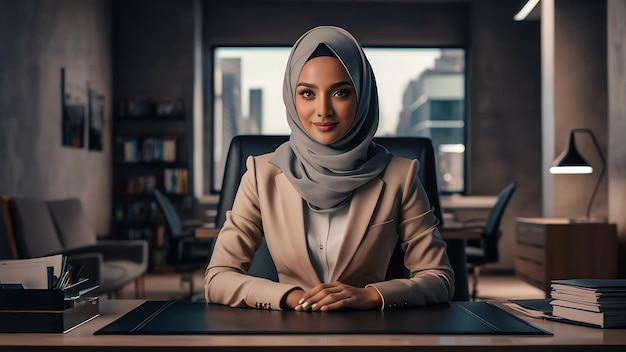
[95,301,551,335]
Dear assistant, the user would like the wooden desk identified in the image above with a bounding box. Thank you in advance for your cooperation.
[515,217,618,297]
[195,226,220,239]
[1,299,626,351]
[439,195,496,241]
[439,227,482,240]
[440,195,497,211]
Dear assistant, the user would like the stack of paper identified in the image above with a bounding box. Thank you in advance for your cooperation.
[550,279,626,328]
[0,254,64,289]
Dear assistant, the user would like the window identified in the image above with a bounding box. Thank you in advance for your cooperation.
[208,47,466,194]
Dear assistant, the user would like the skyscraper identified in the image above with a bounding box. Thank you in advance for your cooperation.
[248,88,263,133]
[214,57,242,189]
[396,50,465,192]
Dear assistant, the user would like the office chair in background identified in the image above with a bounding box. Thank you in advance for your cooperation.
[153,189,213,300]
[214,135,470,301]
[446,181,517,301]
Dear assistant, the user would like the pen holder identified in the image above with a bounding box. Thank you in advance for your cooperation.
[0,278,99,333]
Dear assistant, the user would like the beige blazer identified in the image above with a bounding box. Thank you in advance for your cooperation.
[205,153,455,310]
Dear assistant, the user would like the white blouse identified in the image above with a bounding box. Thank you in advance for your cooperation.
[303,201,349,283]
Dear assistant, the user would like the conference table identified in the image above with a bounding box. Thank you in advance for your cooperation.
[1,299,625,351]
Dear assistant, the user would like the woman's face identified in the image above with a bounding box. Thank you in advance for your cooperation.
[295,56,357,145]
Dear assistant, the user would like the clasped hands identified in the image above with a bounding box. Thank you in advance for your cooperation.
[283,282,382,312]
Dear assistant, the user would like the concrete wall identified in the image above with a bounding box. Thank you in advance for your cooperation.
[608,0,626,276]
[0,0,112,234]
[467,0,542,269]
[552,0,608,220]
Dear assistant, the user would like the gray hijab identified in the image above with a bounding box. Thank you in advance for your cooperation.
[269,26,391,210]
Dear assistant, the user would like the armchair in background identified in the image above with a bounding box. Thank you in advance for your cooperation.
[46,198,149,298]
[153,189,214,300]
[214,135,470,301]
[443,181,517,301]
[6,196,148,298]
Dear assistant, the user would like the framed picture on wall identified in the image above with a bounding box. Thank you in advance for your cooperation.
[88,89,104,151]
[62,104,85,148]
[61,67,87,148]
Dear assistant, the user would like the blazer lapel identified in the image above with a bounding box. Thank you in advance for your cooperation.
[275,174,321,286]
[331,177,384,282]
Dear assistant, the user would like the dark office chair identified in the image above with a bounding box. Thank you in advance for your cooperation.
[214,135,469,301]
[153,189,214,300]
[449,181,517,301]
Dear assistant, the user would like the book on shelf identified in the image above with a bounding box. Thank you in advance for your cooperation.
[162,135,178,162]
[142,136,171,162]
[126,174,156,194]
[122,201,159,224]
[117,135,179,163]
[164,168,188,194]
[123,137,140,162]
[549,279,626,328]
[142,137,156,162]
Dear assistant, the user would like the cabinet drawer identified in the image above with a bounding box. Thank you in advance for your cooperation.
[516,223,545,247]
[516,244,545,264]
[515,257,545,285]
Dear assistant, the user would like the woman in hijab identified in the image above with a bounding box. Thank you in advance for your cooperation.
[205,26,454,311]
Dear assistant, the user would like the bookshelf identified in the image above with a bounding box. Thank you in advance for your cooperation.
[112,97,193,271]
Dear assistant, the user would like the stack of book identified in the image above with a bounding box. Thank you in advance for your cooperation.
[549,279,626,328]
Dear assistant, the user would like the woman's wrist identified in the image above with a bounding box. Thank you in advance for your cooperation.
[280,288,304,309]
[365,286,383,309]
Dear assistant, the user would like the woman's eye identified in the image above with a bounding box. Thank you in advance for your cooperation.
[298,90,313,98]
[334,89,351,98]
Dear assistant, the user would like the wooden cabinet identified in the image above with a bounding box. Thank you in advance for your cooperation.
[515,217,618,297]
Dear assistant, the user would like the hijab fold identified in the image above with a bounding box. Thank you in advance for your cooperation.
[270,26,391,210]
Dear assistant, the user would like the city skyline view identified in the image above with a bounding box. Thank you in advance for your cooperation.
[212,47,466,193]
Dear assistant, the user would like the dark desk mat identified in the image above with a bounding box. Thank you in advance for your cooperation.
[95,301,551,335]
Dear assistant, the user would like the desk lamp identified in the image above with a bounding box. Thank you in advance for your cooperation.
[550,128,606,222]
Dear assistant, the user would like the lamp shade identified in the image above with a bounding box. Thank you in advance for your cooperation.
[549,132,593,174]
[550,128,607,222]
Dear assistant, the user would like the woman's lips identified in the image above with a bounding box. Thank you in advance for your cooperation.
[313,122,338,132]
